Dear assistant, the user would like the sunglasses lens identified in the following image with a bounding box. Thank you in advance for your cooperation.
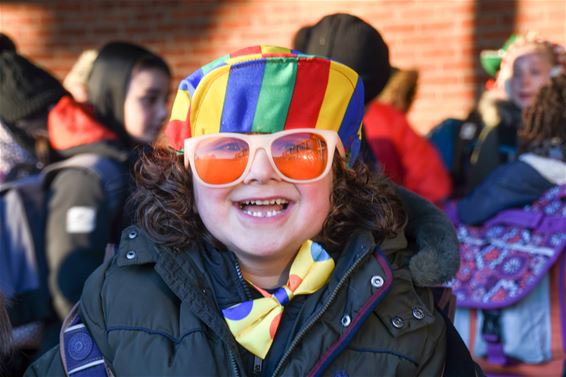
[272,132,328,180]
[194,137,249,184]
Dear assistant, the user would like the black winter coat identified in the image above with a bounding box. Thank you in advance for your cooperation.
[27,226,452,376]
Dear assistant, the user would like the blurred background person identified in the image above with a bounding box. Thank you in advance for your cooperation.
[448,73,566,225]
[0,49,67,183]
[45,41,171,328]
[446,73,566,377]
[294,13,452,205]
[0,49,68,377]
[430,33,565,198]
[469,33,565,189]
[1,41,171,376]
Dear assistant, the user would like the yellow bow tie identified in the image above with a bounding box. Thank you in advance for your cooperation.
[222,240,335,359]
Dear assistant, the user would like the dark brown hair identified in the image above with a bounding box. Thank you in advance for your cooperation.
[520,73,566,154]
[128,146,406,254]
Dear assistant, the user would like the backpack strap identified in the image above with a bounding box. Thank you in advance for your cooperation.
[43,154,127,217]
[453,120,481,173]
[60,303,111,377]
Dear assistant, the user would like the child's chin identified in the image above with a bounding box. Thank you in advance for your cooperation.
[512,97,530,109]
[235,239,296,259]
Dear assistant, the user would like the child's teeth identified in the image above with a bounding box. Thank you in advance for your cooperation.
[242,199,289,206]
[243,209,282,218]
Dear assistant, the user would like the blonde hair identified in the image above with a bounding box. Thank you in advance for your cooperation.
[378,67,419,113]
[63,49,98,102]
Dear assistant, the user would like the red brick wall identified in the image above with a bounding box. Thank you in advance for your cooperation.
[1,0,565,133]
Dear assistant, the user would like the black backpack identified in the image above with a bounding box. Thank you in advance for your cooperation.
[0,154,126,336]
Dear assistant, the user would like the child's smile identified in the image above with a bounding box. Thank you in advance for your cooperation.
[237,198,290,218]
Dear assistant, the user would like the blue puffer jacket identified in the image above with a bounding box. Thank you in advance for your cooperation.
[456,159,556,225]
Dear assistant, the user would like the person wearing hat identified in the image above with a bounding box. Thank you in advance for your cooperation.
[431,33,565,198]
[26,45,481,377]
[294,13,452,204]
[467,33,565,189]
[0,50,67,182]
[0,50,68,376]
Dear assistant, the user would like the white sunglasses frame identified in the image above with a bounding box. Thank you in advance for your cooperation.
[183,128,345,188]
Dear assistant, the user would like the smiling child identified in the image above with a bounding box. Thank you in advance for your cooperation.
[26,45,478,377]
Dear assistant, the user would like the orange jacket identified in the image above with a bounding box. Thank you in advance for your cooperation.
[364,101,452,203]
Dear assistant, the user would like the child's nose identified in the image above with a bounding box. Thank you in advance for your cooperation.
[518,73,531,85]
[243,149,281,184]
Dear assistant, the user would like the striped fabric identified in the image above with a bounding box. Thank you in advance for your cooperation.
[166,45,364,164]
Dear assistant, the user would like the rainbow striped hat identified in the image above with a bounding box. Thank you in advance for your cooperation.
[166,45,365,164]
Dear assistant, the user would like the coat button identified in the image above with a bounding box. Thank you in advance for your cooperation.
[126,250,136,260]
[128,230,138,239]
[391,316,405,329]
[412,307,425,320]
[370,275,384,288]
[341,314,352,327]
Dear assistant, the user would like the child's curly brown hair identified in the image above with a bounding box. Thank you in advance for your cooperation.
[520,73,566,154]
[128,147,407,255]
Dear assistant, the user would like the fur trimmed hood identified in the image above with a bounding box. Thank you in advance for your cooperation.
[396,187,460,287]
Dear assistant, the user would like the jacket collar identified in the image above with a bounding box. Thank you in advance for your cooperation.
[114,227,386,349]
[116,226,420,375]
[116,225,377,287]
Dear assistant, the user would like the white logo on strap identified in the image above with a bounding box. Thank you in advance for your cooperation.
[66,207,97,233]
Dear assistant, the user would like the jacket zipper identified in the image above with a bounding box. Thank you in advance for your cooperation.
[231,256,256,376]
[229,348,241,377]
[253,356,263,375]
[233,258,252,299]
[271,246,371,377]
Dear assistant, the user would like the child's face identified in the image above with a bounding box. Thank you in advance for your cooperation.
[509,52,553,109]
[193,148,333,265]
[124,67,170,144]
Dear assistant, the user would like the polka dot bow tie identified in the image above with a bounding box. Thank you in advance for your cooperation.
[222,240,335,359]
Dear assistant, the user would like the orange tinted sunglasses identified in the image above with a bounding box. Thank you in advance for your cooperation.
[183,129,344,188]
